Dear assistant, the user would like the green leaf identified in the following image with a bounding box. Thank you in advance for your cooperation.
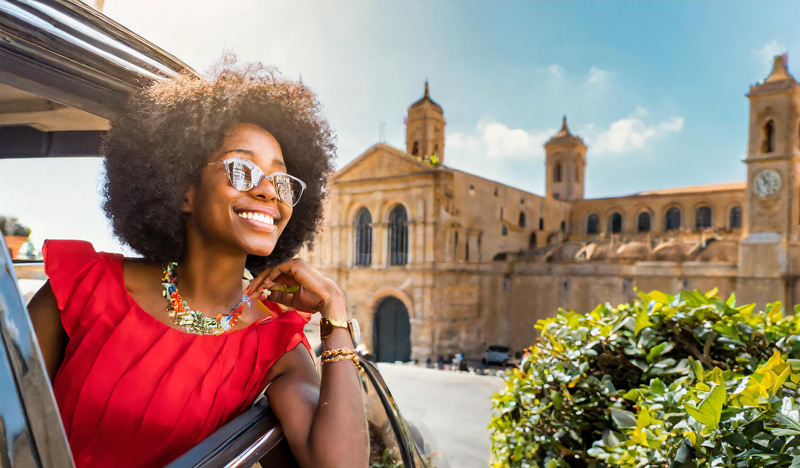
[649,290,672,304]
[671,439,696,468]
[650,378,666,395]
[647,342,669,363]
[635,308,654,336]
[684,383,726,428]
[623,389,641,401]
[610,408,637,429]
[726,291,736,307]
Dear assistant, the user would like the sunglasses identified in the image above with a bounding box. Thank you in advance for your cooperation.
[207,157,306,207]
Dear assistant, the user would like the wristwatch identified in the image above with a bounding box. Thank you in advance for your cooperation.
[320,316,361,345]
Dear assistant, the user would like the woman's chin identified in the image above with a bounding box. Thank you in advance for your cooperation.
[241,241,276,258]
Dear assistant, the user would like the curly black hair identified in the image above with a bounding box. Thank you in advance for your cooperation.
[102,56,335,273]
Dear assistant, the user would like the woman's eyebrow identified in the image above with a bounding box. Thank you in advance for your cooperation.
[221,149,286,168]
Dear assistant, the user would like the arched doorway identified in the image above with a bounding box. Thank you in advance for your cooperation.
[373,297,411,362]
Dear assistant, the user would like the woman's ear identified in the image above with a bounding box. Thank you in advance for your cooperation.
[181,184,196,214]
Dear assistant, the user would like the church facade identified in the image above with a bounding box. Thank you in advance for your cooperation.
[304,55,800,361]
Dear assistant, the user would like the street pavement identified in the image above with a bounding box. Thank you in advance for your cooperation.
[376,363,505,468]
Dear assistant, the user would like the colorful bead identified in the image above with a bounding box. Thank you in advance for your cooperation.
[161,262,250,335]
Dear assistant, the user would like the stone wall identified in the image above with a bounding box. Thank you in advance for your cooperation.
[477,259,739,356]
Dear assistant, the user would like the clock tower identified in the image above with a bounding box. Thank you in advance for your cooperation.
[737,54,800,306]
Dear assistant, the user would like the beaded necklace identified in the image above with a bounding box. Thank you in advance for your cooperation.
[161,262,250,335]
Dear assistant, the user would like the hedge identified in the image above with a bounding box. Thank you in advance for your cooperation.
[489,289,800,468]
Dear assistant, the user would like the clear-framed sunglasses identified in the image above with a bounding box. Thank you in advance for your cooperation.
[207,157,306,207]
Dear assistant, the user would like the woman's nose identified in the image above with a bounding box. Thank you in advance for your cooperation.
[249,174,279,201]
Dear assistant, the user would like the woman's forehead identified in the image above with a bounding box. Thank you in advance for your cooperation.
[217,123,286,168]
[219,149,286,170]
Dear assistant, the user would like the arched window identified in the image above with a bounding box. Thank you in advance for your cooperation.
[637,212,652,233]
[665,207,681,231]
[586,213,599,234]
[696,206,712,230]
[388,205,408,265]
[519,212,526,227]
[539,218,544,230]
[729,205,742,229]
[762,120,775,153]
[560,221,566,232]
[529,232,537,249]
[608,212,622,234]
[412,141,419,156]
[454,231,459,260]
[354,208,372,266]
[554,162,562,182]
[501,224,508,236]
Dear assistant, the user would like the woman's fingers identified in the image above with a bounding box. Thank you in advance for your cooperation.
[245,259,337,313]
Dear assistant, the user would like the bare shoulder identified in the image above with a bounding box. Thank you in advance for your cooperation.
[121,258,164,313]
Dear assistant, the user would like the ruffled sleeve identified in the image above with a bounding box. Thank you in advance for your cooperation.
[42,240,107,338]
[260,299,313,354]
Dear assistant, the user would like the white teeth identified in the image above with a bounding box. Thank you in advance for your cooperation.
[237,212,275,225]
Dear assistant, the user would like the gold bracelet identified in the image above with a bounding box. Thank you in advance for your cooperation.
[322,353,358,364]
[321,347,356,359]
[320,348,364,373]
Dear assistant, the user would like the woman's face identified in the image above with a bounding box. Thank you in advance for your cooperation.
[184,123,294,257]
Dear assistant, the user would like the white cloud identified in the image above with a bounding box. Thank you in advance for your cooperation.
[758,40,787,66]
[446,120,555,160]
[549,64,564,79]
[587,66,607,84]
[590,110,684,155]
[481,122,554,159]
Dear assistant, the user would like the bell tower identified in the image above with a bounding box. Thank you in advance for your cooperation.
[544,116,586,201]
[405,80,446,164]
[737,54,800,306]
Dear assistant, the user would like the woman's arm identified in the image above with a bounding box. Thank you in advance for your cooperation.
[27,281,68,382]
[250,260,369,468]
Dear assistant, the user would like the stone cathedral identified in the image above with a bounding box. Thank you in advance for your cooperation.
[304,56,800,362]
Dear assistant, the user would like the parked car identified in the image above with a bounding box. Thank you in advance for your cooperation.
[0,1,433,466]
[482,345,511,366]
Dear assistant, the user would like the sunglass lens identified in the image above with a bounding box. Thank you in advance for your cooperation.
[226,160,254,191]
[273,175,301,206]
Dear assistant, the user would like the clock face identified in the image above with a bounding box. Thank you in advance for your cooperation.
[753,169,782,199]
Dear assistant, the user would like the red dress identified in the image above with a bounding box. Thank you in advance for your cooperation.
[43,240,311,468]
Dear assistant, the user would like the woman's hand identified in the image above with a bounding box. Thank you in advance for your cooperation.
[244,258,346,319]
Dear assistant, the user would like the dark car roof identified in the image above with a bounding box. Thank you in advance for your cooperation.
[0,0,198,121]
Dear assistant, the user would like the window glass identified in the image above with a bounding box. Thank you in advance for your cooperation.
[586,213,599,234]
[637,212,651,233]
[362,371,404,467]
[665,207,681,230]
[696,206,712,229]
[354,208,373,266]
[608,212,622,234]
[388,206,408,266]
[729,205,742,229]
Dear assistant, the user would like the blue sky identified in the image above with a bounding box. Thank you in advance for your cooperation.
[2,0,799,253]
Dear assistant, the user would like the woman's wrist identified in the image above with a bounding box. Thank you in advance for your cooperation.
[318,290,347,320]
[321,327,355,350]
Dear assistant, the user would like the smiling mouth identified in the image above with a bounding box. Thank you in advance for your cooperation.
[237,211,276,226]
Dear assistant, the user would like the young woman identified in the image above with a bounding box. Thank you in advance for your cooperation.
[27,60,369,467]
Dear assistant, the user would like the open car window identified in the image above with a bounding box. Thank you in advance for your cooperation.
[0,1,433,466]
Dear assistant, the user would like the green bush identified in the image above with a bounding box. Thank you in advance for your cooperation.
[489,289,800,468]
